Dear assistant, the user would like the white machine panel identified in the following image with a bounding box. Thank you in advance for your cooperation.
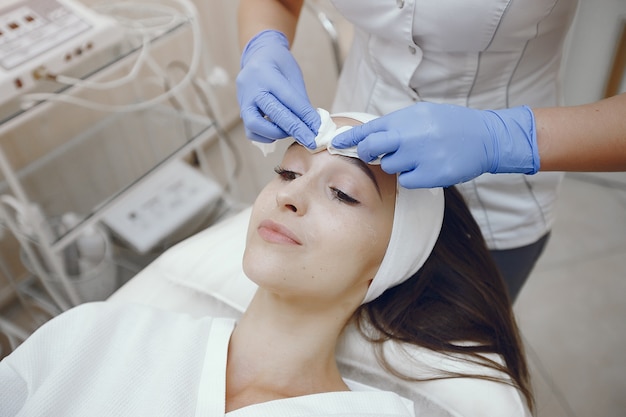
[0,0,122,105]
[102,160,223,254]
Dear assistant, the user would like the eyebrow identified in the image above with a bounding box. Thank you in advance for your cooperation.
[338,155,382,198]
[288,141,382,198]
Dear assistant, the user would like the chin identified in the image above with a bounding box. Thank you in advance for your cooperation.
[243,245,285,286]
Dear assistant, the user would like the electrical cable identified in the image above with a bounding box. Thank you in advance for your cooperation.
[47,31,153,90]
[0,245,50,344]
[164,60,243,184]
[0,195,52,245]
[0,198,70,312]
[17,0,241,186]
[19,0,203,113]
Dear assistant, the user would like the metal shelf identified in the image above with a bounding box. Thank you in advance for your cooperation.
[1,105,216,249]
[0,16,219,313]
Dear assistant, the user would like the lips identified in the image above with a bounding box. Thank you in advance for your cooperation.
[257,219,302,245]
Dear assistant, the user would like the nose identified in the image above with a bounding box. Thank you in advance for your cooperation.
[275,178,309,214]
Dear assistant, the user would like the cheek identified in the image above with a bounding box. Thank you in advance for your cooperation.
[243,193,276,279]
[317,215,390,284]
[351,210,394,280]
[357,222,390,274]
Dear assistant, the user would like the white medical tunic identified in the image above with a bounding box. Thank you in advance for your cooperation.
[329,0,579,249]
[0,302,414,417]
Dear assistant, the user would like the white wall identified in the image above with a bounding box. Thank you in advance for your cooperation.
[562,0,626,105]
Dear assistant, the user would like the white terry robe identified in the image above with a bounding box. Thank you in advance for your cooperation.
[0,302,414,417]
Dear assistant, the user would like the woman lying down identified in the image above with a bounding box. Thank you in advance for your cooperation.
[0,113,534,416]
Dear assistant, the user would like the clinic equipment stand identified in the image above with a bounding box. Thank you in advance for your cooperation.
[0,105,219,314]
[0,18,220,316]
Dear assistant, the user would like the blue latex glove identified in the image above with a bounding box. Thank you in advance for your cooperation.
[236,30,320,148]
[331,103,540,188]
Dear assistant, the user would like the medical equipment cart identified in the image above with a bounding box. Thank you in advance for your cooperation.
[0,4,225,352]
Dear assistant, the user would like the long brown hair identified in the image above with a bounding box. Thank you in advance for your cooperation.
[354,186,534,411]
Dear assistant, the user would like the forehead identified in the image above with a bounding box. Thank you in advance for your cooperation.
[333,116,361,127]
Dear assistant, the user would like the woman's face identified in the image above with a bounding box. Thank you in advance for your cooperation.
[243,118,396,306]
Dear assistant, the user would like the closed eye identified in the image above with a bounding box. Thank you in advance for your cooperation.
[331,187,360,205]
[274,165,299,181]
[275,166,360,205]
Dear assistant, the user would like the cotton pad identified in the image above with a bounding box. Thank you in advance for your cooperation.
[309,108,381,164]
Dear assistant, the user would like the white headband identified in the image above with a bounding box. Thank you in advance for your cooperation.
[365,183,443,303]
[310,109,444,304]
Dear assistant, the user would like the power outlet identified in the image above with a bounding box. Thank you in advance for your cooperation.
[102,160,222,254]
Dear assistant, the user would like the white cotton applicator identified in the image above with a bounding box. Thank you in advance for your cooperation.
[309,108,381,164]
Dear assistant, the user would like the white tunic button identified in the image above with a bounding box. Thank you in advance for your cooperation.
[408,45,416,55]
[397,0,405,8]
